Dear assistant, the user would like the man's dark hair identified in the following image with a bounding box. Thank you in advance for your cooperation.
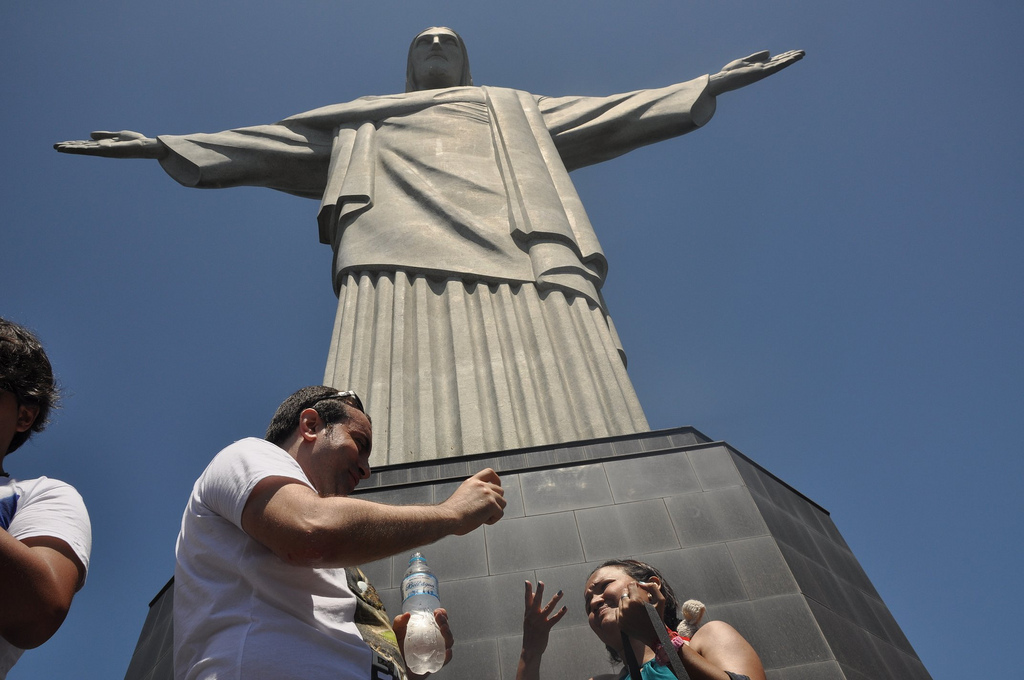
[0,317,60,453]
[265,386,367,446]
[589,558,685,664]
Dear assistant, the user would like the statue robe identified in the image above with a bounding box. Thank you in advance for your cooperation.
[157,77,716,463]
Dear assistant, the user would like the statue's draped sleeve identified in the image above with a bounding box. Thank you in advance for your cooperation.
[537,74,715,172]
[153,78,715,304]
[155,75,714,192]
[157,123,335,199]
[512,74,715,299]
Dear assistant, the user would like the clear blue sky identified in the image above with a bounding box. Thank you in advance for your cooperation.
[3,2,1022,678]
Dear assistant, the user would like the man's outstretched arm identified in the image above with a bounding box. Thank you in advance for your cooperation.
[240,467,506,568]
[54,130,167,159]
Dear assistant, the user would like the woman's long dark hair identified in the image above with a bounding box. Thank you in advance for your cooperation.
[590,559,684,664]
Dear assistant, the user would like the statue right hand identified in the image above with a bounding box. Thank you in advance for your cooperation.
[54,130,166,159]
[707,49,805,97]
[442,468,506,534]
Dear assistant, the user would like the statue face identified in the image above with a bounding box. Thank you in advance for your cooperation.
[409,28,465,90]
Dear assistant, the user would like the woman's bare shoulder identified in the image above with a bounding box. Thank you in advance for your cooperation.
[690,620,765,680]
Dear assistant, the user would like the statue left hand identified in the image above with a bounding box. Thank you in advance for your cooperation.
[53,130,167,159]
[708,49,805,96]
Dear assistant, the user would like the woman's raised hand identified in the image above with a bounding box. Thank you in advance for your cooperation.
[517,580,567,680]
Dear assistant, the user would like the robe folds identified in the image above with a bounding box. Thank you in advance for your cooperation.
[157,78,715,463]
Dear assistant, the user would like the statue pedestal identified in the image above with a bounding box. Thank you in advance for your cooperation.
[125,427,932,680]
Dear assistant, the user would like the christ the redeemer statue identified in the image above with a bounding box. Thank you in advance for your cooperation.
[57,27,802,465]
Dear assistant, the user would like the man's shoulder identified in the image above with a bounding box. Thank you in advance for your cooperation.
[206,437,286,465]
[215,436,282,457]
[199,438,303,487]
[2,473,92,570]
[186,438,301,531]
[4,474,85,506]
[197,438,307,501]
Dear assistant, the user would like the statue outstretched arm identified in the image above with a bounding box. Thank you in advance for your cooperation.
[54,131,168,160]
[707,49,804,97]
[540,48,803,170]
[538,76,717,171]
[56,124,333,198]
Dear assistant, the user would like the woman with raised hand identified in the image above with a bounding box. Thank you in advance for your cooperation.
[517,558,765,680]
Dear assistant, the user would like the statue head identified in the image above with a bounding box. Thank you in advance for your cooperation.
[406,27,473,92]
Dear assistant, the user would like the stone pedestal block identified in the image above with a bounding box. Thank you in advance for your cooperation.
[124,427,931,680]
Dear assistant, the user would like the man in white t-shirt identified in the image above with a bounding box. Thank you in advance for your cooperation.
[174,385,507,680]
[0,318,92,679]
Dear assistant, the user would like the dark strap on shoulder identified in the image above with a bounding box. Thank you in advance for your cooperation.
[619,603,691,680]
[620,630,643,679]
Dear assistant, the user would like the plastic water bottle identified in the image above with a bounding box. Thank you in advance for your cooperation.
[401,552,446,674]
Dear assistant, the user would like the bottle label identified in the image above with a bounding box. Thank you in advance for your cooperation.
[401,573,439,601]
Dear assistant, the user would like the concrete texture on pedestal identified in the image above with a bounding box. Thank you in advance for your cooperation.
[122,580,174,680]
[123,426,929,679]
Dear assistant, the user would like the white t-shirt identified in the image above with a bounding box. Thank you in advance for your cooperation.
[0,476,92,679]
[173,438,405,680]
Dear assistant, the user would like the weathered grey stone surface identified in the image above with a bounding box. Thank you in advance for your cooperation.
[124,428,929,680]
[55,29,802,465]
